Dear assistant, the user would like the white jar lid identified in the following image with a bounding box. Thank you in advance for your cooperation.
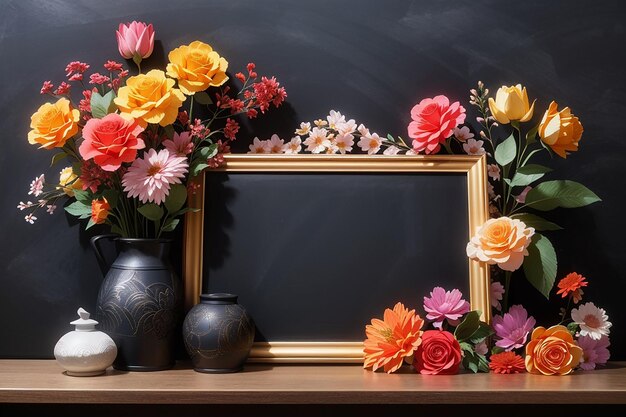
[69,308,99,331]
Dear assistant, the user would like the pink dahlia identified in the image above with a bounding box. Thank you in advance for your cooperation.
[163,131,194,157]
[122,149,188,205]
[423,287,470,329]
[577,334,610,370]
[407,95,466,154]
[492,305,536,351]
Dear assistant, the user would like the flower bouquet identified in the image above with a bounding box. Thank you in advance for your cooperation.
[18,21,286,238]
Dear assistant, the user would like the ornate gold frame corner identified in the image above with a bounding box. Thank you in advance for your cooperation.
[183,154,490,363]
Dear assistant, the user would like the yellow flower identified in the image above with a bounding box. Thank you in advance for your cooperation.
[58,167,83,197]
[525,325,583,376]
[538,101,584,159]
[114,69,185,127]
[488,84,536,125]
[27,98,80,149]
[166,41,228,95]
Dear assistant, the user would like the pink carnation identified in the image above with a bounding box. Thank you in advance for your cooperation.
[492,305,536,351]
[122,149,188,205]
[163,131,194,157]
[423,287,470,329]
[407,95,466,154]
[577,335,610,370]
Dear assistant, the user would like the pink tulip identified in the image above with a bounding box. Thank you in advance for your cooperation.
[116,21,155,62]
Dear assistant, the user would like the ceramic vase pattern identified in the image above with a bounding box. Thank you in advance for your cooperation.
[183,293,255,373]
[91,236,181,371]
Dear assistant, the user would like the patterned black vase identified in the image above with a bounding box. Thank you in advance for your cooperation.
[183,293,255,373]
[91,235,181,371]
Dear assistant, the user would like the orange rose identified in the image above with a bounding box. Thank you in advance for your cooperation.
[91,198,111,225]
[166,41,229,95]
[538,101,583,158]
[466,217,535,272]
[525,325,583,375]
[28,98,80,149]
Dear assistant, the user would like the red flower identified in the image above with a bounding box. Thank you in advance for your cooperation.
[89,73,111,85]
[489,351,526,374]
[224,118,240,140]
[407,95,466,154]
[65,61,90,78]
[413,330,462,375]
[104,60,124,72]
[235,72,246,83]
[79,113,145,171]
[53,82,71,95]
[556,272,588,299]
[40,81,54,95]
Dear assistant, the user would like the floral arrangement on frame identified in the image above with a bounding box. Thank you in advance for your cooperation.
[18,21,286,237]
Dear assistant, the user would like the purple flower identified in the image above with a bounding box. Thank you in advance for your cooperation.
[490,281,505,311]
[423,287,470,329]
[577,335,610,370]
[492,305,536,350]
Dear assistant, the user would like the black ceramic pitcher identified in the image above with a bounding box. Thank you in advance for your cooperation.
[90,235,181,371]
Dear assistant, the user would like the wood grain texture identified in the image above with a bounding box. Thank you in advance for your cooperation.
[1,360,625,404]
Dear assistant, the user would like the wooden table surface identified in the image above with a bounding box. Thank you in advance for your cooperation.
[1,360,626,404]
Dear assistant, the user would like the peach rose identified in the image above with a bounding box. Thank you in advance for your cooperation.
[28,98,80,149]
[466,217,535,272]
[114,69,185,127]
[166,41,229,95]
[525,325,583,375]
[488,84,535,125]
[91,198,111,225]
[538,101,583,159]
[79,113,145,171]
[407,95,466,154]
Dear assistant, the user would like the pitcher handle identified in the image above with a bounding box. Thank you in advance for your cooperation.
[90,234,119,276]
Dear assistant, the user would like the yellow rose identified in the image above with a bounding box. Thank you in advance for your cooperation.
[538,101,583,159]
[114,69,185,127]
[466,216,535,272]
[488,84,536,124]
[27,98,80,149]
[525,325,583,376]
[58,166,83,197]
[166,41,228,95]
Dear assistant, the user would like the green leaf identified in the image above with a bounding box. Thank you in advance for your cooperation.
[90,90,117,119]
[85,218,97,230]
[138,203,164,221]
[466,360,479,373]
[72,189,92,205]
[523,233,558,298]
[111,224,125,236]
[511,213,563,231]
[509,164,552,187]
[50,152,67,167]
[199,143,218,160]
[526,124,539,144]
[524,180,601,211]
[191,162,209,177]
[469,322,495,344]
[65,201,91,217]
[161,218,180,233]
[477,354,490,373]
[164,125,176,139]
[72,162,83,177]
[491,346,505,355]
[459,342,474,354]
[164,184,187,213]
[386,134,396,143]
[494,133,516,166]
[567,322,579,335]
[194,91,213,105]
[454,311,481,342]
[101,189,119,210]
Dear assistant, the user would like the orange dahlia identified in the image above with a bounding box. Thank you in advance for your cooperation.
[363,302,424,373]
[556,272,588,300]
[489,351,526,374]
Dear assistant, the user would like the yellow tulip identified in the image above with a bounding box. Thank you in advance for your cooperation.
[488,84,536,124]
[538,101,583,158]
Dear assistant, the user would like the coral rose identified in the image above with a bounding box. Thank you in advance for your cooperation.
[413,330,462,375]
[166,40,229,95]
[538,101,583,158]
[407,95,466,154]
[58,167,83,197]
[363,302,424,373]
[488,84,535,124]
[28,98,80,149]
[525,325,583,375]
[114,69,186,127]
[91,198,111,225]
[116,21,155,61]
[466,217,535,272]
[79,113,145,172]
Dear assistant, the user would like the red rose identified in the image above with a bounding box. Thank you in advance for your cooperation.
[79,113,145,171]
[407,95,466,154]
[413,330,462,375]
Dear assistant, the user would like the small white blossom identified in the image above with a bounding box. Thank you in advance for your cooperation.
[462,138,486,155]
[283,136,302,154]
[248,137,270,154]
[24,214,37,224]
[383,145,401,156]
[28,174,45,197]
[46,204,57,214]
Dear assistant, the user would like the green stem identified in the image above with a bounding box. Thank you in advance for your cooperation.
[503,271,512,313]
[189,96,195,122]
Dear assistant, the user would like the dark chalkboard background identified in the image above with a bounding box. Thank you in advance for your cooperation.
[0,0,625,358]
[203,172,468,341]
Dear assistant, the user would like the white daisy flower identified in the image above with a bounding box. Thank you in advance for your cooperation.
[283,136,302,154]
[337,119,357,136]
[571,302,612,340]
[333,134,354,154]
[326,110,346,129]
[304,127,331,153]
[248,137,270,154]
[357,132,382,154]
[295,122,311,136]
[267,134,285,154]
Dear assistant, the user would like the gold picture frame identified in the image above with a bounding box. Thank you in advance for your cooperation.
[183,154,490,363]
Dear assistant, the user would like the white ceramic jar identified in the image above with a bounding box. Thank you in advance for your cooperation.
[54,308,117,376]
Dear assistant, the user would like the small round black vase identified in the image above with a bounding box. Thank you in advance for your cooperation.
[183,293,255,373]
